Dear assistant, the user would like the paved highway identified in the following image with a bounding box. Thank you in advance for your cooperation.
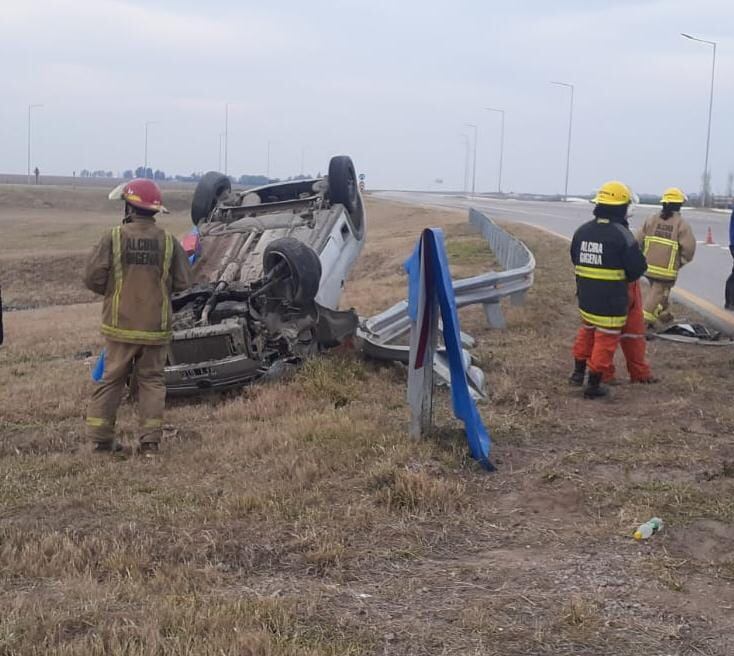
[376,191,734,330]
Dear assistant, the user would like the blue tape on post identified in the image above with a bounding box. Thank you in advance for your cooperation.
[405,228,494,470]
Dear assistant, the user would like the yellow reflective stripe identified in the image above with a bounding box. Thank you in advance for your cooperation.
[143,418,162,428]
[86,416,113,428]
[101,324,171,342]
[111,226,123,327]
[644,235,678,249]
[645,264,677,280]
[575,266,626,281]
[643,310,657,322]
[579,309,627,329]
[160,233,173,331]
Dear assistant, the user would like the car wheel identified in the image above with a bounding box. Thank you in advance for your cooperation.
[191,171,231,225]
[263,238,323,306]
[328,156,364,239]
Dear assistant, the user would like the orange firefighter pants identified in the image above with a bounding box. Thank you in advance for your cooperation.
[572,281,652,382]
[85,340,168,445]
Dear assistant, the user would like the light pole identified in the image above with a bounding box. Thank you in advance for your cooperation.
[266,140,275,179]
[218,132,225,171]
[485,107,505,194]
[459,134,470,193]
[144,121,159,178]
[27,103,43,185]
[224,102,230,177]
[464,123,478,196]
[682,33,717,207]
[551,81,574,201]
[300,146,306,176]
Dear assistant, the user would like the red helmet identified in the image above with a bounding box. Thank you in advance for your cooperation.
[108,178,168,213]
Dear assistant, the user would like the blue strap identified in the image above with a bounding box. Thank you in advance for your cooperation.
[405,229,494,470]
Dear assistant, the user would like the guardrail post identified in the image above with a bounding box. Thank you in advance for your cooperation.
[483,302,506,329]
[408,242,439,439]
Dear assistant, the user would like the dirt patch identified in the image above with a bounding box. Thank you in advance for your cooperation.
[0,252,97,308]
[668,519,734,563]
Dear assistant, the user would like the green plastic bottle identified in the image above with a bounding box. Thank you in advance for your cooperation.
[633,517,663,540]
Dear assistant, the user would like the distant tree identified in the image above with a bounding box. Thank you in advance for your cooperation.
[80,169,90,178]
[123,170,133,179]
[153,169,166,181]
[237,174,270,186]
[106,171,113,178]
[726,172,733,201]
[135,166,145,178]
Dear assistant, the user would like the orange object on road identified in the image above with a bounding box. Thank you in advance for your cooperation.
[706,226,715,245]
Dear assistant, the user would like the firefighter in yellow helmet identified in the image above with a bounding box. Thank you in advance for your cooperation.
[635,187,696,328]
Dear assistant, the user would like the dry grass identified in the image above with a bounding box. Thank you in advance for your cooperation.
[1,187,734,654]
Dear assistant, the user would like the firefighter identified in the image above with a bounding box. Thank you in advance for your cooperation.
[569,181,649,398]
[83,179,191,454]
[636,187,696,327]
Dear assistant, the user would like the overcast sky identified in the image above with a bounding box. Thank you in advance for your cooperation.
[1,0,732,195]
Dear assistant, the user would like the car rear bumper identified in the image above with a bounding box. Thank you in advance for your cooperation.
[164,354,266,396]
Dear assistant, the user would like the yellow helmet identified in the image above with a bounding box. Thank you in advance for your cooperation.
[660,187,687,204]
[593,180,634,206]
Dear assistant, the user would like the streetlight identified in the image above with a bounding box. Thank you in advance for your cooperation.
[551,81,574,201]
[484,107,505,194]
[224,102,230,176]
[464,123,478,196]
[266,140,276,179]
[300,146,307,177]
[459,134,470,193]
[144,121,159,178]
[681,33,717,207]
[218,132,225,171]
[27,103,43,185]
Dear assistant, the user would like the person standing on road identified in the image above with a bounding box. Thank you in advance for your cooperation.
[569,181,650,398]
[725,207,734,310]
[635,187,696,327]
[83,179,191,454]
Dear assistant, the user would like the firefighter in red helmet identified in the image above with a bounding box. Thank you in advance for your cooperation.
[83,179,192,454]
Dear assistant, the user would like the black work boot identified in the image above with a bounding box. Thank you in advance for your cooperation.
[583,371,609,399]
[92,440,124,454]
[569,359,586,386]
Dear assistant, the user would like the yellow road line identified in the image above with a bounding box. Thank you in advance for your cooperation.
[672,287,734,330]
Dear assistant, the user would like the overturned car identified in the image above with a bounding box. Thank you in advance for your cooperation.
[165,156,365,395]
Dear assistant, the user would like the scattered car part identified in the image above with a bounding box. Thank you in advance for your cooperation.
[654,321,734,346]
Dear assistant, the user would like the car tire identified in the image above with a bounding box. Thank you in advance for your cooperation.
[191,171,231,225]
[328,156,364,238]
[263,237,322,305]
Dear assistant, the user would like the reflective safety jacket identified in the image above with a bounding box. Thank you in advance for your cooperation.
[635,211,695,281]
[570,217,647,330]
[84,215,192,345]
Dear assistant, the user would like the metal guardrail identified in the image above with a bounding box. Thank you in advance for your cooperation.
[358,208,536,397]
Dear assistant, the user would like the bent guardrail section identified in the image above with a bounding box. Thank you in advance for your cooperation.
[358,208,535,397]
